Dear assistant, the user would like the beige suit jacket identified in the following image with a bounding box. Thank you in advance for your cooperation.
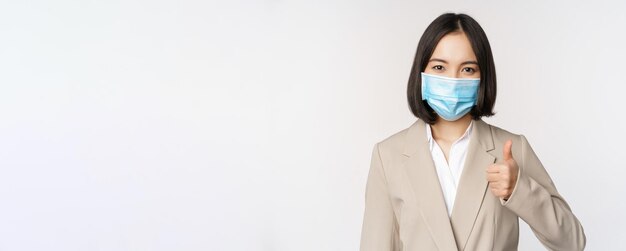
[359,119,586,251]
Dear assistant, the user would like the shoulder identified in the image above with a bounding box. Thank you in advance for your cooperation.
[481,120,533,161]
[374,126,410,156]
[485,121,523,143]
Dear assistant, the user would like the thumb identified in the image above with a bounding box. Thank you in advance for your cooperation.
[503,139,514,161]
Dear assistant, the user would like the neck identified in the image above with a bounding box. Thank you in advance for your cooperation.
[430,114,473,142]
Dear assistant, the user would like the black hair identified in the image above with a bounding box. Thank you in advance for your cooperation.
[407,13,496,124]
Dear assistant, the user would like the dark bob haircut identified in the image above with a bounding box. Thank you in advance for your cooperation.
[407,13,496,124]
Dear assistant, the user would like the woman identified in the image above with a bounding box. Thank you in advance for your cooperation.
[359,13,586,251]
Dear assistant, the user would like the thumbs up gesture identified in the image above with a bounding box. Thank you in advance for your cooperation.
[486,139,519,200]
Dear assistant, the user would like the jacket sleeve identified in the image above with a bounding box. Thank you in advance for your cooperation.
[359,143,401,251]
[501,134,586,251]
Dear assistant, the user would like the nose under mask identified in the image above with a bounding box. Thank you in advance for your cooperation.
[421,72,480,121]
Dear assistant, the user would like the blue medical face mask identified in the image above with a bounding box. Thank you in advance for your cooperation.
[421,72,480,121]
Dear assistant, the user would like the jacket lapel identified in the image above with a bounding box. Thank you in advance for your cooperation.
[401,119,496,251]
[449,119,496,250]
[401,119,458,251]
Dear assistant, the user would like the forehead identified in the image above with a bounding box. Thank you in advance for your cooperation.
[430,32,477,62]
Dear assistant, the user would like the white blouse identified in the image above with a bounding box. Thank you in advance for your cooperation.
[425,121,474,217]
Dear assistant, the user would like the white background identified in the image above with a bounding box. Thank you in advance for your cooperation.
[1,0,624,250]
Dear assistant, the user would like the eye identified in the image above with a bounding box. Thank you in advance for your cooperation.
[432,65,444,71]
[462,67,476,73]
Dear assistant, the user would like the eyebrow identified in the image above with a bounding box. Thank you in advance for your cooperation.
[429,58,479,65]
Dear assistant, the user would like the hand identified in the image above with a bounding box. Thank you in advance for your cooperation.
[486,139,519,200]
